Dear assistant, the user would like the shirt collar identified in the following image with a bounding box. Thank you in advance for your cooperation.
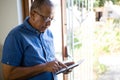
[23,16,40,34]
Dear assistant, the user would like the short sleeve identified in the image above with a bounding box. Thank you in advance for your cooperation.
[1,33,23,66]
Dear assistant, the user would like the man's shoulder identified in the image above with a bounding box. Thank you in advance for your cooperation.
[6,24,24,39]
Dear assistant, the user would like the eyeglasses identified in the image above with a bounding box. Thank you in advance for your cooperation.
[35,11,54,22]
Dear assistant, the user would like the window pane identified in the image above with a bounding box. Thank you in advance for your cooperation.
[49,0,63,79]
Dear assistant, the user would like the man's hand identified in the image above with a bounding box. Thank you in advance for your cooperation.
[45,60,67,73]
[63,61,75,74]
[45,60,74,74]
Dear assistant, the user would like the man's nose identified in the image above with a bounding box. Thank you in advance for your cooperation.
[45,21,51,26]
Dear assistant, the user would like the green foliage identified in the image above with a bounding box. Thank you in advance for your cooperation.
[113,18,120,29]
[73,0,88,8]
[102,46,110,53]
[94,0,120,7]
[73,0,83,5]
[74,37,82,49]
[74,44,82,49]
[98,0,105,7]
[116,32,120,41]
[94,60,107,74]
[111,0,120,4]
[93,0,105,7]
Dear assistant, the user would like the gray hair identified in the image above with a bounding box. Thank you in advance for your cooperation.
[30,0,54,12]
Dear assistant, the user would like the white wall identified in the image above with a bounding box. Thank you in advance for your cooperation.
[0,0,18,79]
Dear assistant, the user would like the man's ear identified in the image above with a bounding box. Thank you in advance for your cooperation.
[30,10,36,21]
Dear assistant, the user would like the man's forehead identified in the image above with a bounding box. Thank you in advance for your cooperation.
[39,5,54,16]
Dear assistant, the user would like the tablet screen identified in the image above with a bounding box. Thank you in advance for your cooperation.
[56,59,84,74]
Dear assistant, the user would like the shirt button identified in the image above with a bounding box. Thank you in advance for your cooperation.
[7,62,9,64]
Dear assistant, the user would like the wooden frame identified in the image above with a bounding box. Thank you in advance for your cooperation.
[22,0,30,20]
[61,0,68,80]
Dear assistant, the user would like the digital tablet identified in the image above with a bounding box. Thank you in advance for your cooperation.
[56,59,84,74]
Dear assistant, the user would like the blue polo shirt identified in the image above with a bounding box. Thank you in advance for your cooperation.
[1,17,58,80]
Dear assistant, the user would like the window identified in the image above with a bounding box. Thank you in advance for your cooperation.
[65,0,94,80]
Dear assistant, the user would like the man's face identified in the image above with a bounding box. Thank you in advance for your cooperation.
[33,5,54,32]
